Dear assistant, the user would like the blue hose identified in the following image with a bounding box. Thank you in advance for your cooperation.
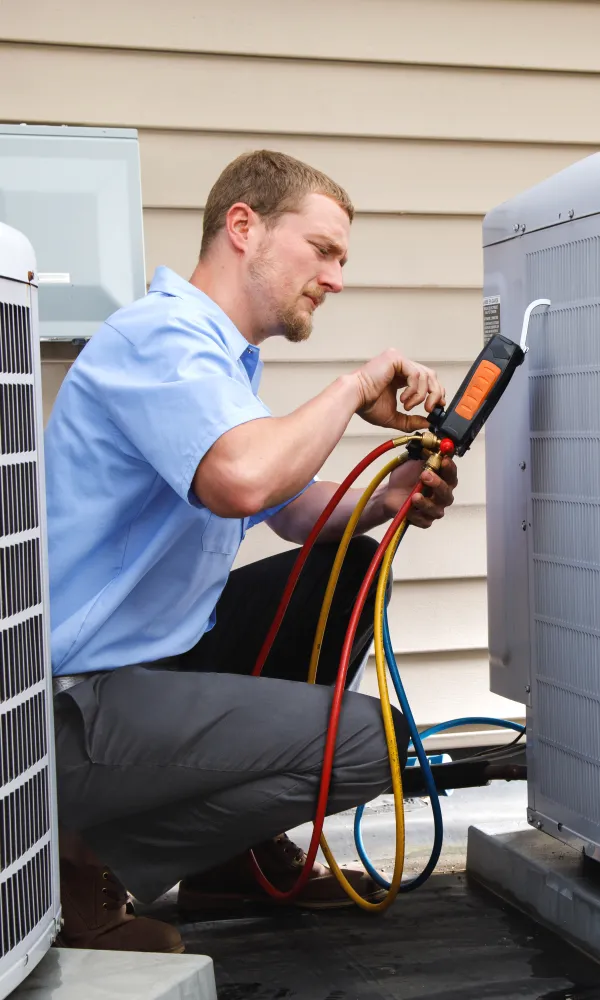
[353,607,444,891]
[353,607,526,891]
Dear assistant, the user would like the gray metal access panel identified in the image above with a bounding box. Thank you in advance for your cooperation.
[484,153,600,857]
[0,125,145,340]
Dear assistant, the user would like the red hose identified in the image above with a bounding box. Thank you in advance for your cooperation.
[251,439,398,679]
[249,478,422,901]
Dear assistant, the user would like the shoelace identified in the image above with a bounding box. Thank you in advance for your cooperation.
[101,870,129,911]
[273,834,308,869]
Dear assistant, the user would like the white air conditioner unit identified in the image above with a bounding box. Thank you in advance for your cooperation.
[0,223,61,998]
[485,153,600,860]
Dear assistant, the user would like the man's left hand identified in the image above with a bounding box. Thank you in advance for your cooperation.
[383,457,458,529]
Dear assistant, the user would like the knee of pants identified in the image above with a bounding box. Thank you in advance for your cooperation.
[339,692,410,796]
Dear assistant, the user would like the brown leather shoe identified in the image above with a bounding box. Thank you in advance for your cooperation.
[56,859,184,953]
[178,833,386,912]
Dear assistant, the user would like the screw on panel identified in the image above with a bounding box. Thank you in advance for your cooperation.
[522,521,527,531]
[519,461,526,470]
[520,224,527,232]
[568,209,575,219]
[558,823,563,832]
[27,270,34,282]
[525,685,531,693]
[536,821,543,829]
[513,224,520,232]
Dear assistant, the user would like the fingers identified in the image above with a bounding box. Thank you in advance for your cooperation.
[354,349,446,434]
[391,413,430,433]
[408,459,458,528]
[439,457,458,488]
[421,464,456,507]
[394,357,445,415]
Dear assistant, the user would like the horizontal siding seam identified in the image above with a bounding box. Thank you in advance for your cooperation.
[2,112,598,150]
[1,36,600,79]
[143,205,485,221]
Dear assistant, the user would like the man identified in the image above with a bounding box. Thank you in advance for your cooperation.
[47,150,457,954]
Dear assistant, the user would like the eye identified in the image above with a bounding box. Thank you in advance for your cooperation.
[316,245,329,257]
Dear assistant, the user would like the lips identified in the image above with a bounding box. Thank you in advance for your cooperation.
[304,293,321,308]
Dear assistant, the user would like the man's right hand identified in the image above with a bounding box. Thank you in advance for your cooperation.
[352,349,446,433]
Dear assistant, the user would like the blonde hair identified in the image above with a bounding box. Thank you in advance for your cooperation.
[200,149,354,257]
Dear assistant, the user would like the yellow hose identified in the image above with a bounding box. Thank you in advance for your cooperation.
[307,452,409,684]
[307,453,412,911]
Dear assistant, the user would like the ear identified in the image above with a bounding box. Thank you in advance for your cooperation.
[224,202,258,255]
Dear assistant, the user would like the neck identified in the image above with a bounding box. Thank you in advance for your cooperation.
[189,259,267,346]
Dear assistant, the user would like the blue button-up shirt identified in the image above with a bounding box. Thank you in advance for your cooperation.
[46,267,305,676]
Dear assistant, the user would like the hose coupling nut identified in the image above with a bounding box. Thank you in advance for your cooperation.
[420,431,441,453]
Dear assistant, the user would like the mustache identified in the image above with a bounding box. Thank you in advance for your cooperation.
[303,288,326,306]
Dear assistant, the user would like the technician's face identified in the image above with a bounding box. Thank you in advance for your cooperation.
[247,193,350,342]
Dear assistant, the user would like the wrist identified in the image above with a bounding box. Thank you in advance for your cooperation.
[337,372,364,412]
[361,484,396,528]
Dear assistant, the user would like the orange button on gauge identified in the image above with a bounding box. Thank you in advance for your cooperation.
[455,360,502,421]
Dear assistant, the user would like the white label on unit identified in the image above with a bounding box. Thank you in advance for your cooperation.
[37,273,71,284]
[483,295,501,345]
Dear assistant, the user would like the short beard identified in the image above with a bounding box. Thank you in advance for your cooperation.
[248,244,313,343]
[278,304,313,343]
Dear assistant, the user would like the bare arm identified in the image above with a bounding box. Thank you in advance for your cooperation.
[193,349,445,518]
[266,457,458,544]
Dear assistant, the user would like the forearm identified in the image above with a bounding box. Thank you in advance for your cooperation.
[270,480,392,545]
[194,375,361,517]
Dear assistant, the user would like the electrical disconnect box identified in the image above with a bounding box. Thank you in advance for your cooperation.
[484,153,600,859]
[0,125,145,341]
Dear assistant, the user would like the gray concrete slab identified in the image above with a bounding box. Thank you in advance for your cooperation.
[467,824,600,963]
[11,948,217,1000]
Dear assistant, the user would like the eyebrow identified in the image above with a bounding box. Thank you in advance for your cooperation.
[310,236,348,267]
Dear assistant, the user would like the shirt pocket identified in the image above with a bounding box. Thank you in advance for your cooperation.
[200,511,242,554]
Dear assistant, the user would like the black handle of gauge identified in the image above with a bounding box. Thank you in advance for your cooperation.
[428,334,526,456]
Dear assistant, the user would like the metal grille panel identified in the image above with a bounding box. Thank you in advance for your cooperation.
[526,236,600,845]
[0,262,58,995]
[0,693,47,788]
[0,464,38,538]
[0,770,49,872]
[0,844,51,960]
[0,540,41,620]
[0,304,32,376]
[0,384,35,455]
[0,616,44,703]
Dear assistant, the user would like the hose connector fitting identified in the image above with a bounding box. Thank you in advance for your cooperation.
[420,431,441,453]
[424,451,443,474]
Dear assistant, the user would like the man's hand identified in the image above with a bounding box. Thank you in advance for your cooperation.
[382,456,458,528]
[352,349,445,432]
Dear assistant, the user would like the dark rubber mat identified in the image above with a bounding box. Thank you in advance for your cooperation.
[147,872,600,999]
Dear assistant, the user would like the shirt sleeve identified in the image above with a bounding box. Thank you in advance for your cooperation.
[86,312,272,503]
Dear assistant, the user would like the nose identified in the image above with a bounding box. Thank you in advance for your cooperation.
[318,260,344,295]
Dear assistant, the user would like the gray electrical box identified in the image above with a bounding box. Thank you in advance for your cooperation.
[0,125,145,340]
[484,153,600,858]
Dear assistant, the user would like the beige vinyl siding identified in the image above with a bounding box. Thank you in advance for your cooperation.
[8,0,596,728]
[3,0,600,72]
[2,43,600,145]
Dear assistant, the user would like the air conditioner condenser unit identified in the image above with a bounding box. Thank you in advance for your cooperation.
[0,222,61,998]
[485,152,600,861]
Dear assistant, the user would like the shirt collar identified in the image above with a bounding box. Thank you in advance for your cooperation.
[148,266,259,367]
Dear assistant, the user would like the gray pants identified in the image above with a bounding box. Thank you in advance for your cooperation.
[54,538,409,902]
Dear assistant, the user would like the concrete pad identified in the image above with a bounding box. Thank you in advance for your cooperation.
[467,824,600,962]
[11,948,217,1000]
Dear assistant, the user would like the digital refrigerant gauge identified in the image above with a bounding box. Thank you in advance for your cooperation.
[428,299,550,456]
